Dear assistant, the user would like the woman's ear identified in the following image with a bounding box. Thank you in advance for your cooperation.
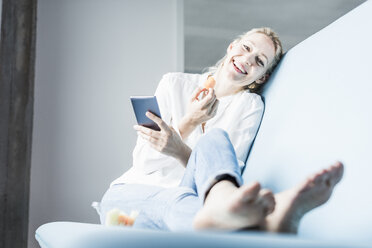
[227,42,235,53]
[256,74,269,84]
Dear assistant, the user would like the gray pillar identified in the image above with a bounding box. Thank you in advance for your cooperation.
[0,0,37,247]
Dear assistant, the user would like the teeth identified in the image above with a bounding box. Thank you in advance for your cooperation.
[233,61,246,74]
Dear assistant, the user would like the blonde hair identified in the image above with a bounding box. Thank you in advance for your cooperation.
[206,27,283,94]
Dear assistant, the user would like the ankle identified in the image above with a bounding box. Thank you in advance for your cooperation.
[206,180,237,202]
[213,180,237,191]
[204,175,240,203]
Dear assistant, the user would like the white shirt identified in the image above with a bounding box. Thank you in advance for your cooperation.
[111,72,264,188]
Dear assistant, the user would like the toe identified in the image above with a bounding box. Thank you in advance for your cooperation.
[240,182,261,203]
[334,161,343,168]
[330,161,344,185]
[313,173,324,184]
[260,191,275,215]
[307,170,329,190]
[259,189,273,198]
[319,169,330,183]
[327,167,338,186]
[335,162,344,178]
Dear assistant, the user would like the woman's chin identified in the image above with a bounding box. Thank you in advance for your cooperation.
[221,68,251,84]
[226,71,242,81]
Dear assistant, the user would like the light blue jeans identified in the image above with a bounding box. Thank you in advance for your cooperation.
[99,128,244,231]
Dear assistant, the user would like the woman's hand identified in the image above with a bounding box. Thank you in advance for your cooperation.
[134,111,192,167]
[178,87,219,139]
[188,87,219,124]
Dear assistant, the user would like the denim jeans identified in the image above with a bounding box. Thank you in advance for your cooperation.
[98,128,243,231]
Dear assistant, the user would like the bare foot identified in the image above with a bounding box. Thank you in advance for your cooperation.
[193,180,275,230]
[263,161,344,233]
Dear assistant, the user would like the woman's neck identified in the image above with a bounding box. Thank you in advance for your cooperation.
[212,66,242,99]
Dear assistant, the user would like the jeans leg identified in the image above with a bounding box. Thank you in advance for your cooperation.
[163,187,201,231]
[99,184,200,231]
[179,128,243,203]
[98,129,242,231]
[99,184,168,229]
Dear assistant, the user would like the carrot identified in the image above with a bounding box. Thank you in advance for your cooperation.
[204,76,216,89]
[118,215,129,225]
[195,76,215,100]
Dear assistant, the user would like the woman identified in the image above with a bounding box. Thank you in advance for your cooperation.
[97,28,344,233]
[109,27,283,188]
[97,27,282,226]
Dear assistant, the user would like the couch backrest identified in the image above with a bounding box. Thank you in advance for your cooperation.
[242,0,372,244]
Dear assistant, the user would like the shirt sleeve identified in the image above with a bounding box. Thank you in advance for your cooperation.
[229,94,264,170]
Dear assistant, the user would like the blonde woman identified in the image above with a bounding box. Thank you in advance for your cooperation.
[110,28,282,189]
[98,28,343,232]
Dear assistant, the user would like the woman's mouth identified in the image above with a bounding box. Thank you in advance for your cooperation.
[232,60,247,74]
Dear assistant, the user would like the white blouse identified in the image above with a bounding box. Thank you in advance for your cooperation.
[110,72,264,188]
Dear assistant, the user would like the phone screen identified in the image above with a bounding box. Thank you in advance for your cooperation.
[130,96,162,131]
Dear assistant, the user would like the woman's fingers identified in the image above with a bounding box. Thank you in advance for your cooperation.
[200,88,216,109]
[138,131,169,153]
[196,88,209,101]
[145,111,171,132]
[133,112,172,137]
[184,86,218,127]
[133,125,159,137]
[191,87,204,101]
[203,95,217,110]
[137,131,159,144]
[135,123,177,154]
[134,125,162,146]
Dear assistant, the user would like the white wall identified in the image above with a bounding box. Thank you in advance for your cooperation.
[29,1,183,247]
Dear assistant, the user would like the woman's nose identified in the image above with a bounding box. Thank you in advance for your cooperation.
[244,54,255,66]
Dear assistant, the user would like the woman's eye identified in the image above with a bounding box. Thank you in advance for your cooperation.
[256,57,264,67]
[243,45,250,52]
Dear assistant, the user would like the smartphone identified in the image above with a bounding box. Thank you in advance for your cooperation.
[130,96,162,131]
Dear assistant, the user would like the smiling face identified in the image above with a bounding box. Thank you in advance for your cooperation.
[222,32,276,88]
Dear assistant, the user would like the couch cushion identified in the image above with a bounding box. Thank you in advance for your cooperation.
[36,222,363,248]
[242,0,372,244]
